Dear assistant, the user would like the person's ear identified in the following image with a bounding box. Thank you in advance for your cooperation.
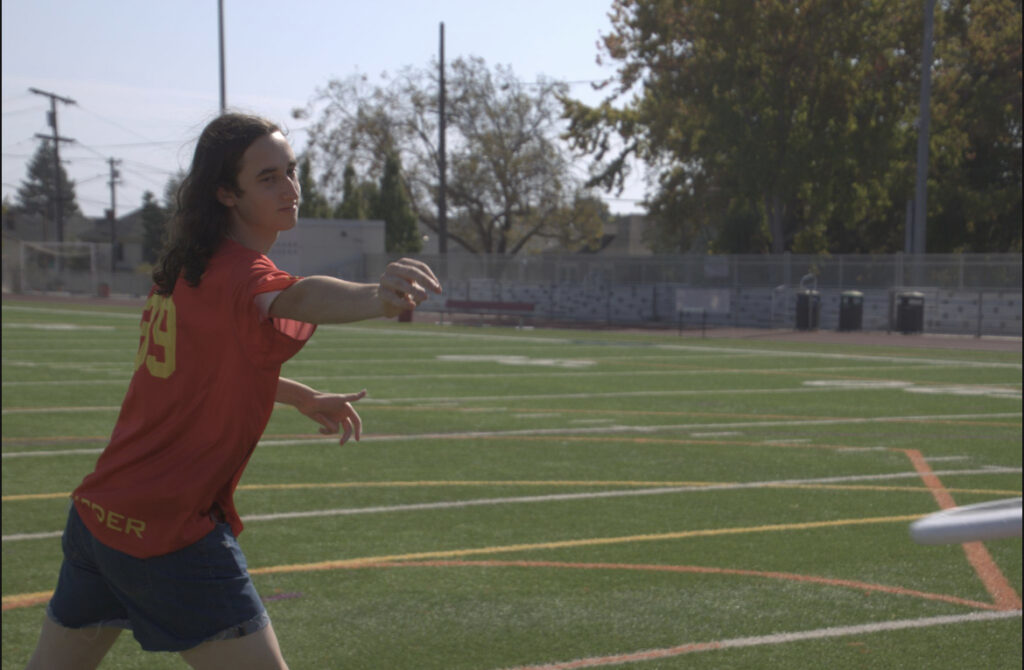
[216,186,236,208]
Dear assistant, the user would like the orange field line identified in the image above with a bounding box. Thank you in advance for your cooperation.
[901,448,1022,611]
[346,560,1000,611]
[3,555,995,613]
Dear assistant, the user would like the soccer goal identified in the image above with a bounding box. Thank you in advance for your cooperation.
[18,241,110,295]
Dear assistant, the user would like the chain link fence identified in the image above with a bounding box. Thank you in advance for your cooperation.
[363,252,1022,336]
[3,239,1020,336]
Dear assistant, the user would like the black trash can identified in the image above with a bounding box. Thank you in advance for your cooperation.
[796,290,821,331]
[896,291,925,334]
[838,290,864,332]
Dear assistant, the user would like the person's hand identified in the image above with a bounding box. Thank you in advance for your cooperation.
[298,390,367,445]
[377,258,443,318]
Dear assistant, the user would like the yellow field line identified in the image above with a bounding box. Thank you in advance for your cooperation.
[248,514,926,576]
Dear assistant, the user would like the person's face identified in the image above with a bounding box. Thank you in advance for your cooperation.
[218,131,300,246]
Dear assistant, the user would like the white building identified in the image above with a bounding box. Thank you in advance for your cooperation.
[268,218,385,280]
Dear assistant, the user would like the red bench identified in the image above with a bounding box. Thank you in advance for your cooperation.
[443,299,535,324]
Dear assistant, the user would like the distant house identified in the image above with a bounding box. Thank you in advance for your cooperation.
[78,208,145,272]
[1,210,95,245]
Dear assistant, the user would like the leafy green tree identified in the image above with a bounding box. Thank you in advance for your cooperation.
[303,56,604,254]
[15,139,81,223]
[927,0,1022,252]
[139,191,167,263]
[565,0,925,254]
[376,151,422,253]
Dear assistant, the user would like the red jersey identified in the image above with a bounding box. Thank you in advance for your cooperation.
[72,239,315,558]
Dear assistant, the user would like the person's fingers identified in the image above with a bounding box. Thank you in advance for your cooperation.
[349,407,362,441]
[340,390,368,404]
[381,274,427,303]
[390,259,442,292]
[315,412,339,435]
[339,419,353,446]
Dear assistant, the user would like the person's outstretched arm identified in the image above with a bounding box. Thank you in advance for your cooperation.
[269,258,441,324]
[276,377,367,445]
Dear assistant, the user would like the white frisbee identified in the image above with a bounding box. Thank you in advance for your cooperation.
[910,497,1022,545]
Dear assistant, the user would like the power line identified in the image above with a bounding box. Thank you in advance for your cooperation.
[76,104,158,143]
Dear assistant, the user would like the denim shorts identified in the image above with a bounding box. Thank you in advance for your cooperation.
[47,505,269,652]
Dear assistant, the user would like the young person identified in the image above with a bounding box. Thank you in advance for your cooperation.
[26,113,441,670]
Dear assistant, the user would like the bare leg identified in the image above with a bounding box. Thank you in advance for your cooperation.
[180,622,288,670]
[25,616,122,670]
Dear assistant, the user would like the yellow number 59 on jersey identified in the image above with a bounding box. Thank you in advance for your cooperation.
[134,294,177,378]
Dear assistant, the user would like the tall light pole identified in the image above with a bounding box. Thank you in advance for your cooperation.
[438,22,448,254]
[912,0,936,256]
[218,0,227,113]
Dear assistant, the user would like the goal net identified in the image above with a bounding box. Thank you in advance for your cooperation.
[17,241,110,295]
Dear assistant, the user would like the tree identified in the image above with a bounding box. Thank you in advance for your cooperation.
[139,191,168,263]
[376,151,422,253]
[297,157,331,218]
[303,57,604,255]
[333,163,378,220]
[565,0,928,254]
[926,0,1022,252]
[14,139,81,230]
[162,170,185,210]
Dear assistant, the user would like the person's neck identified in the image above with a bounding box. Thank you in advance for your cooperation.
[227,221,277,254]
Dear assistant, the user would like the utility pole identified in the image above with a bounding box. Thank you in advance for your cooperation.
[438,21,448,254]
[29,87,76,243]
[218,0,227,113]
[106,158,122,274]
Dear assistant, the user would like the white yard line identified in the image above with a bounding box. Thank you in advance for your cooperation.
[3,411,1019,456]
[496,610,1023,670]
[5,466,1020,541]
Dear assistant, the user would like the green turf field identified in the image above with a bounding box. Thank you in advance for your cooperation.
[2,298,1021,669]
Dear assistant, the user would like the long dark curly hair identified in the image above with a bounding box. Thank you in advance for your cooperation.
[153,113,280,295]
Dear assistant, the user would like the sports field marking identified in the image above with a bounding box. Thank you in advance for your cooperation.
[8,470,1019,541]
[1,305,140,320]
[5,477,1018,504]
[4,410,1020,455]
[239,515,929,578]
[652,342,1022,370]
[1,323,116,331]
[5,363,1003,387]
[7,305,1018,368]
[902,448,1023,611]
[494,610,1023,670]
[3,556,1004,614]
[436,354,596,368]
[352,559,1002,609]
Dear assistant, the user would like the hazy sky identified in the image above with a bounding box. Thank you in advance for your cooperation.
[2,0,645,221]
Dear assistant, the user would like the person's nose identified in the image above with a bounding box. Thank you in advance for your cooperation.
[284,175,300,202]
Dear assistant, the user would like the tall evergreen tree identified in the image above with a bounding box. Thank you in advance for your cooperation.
[15,139,81,224]
[297,157,331,218]
[333,163,377,220]
[139,191,168,264]
[375,152,422,253]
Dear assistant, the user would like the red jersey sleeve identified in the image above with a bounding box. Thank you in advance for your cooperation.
[237,253,316,367]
